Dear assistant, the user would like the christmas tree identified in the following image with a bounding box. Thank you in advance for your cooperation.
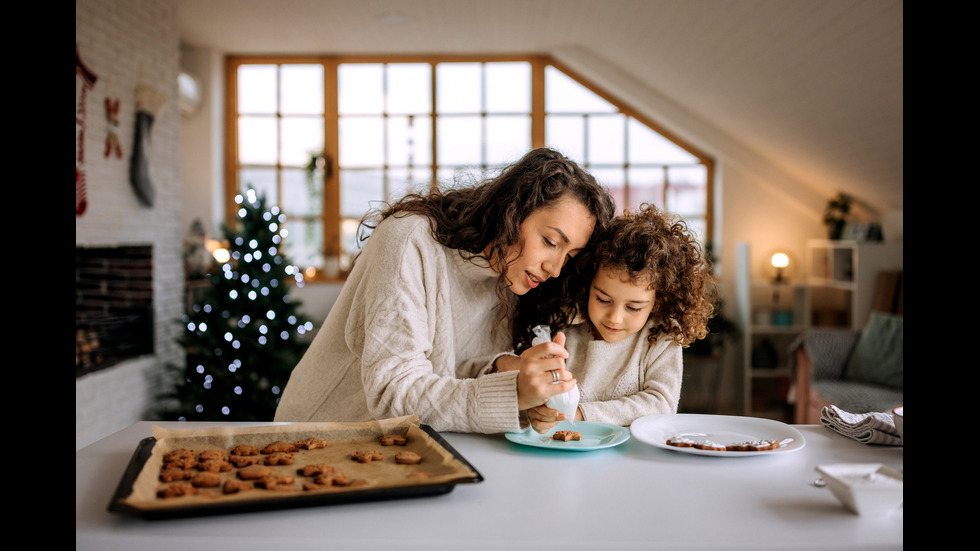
[157,189,314,421]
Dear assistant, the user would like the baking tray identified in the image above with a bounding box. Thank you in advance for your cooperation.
[108,424,483,520]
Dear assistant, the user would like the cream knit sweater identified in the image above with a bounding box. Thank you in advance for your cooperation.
[274,215,523,433]
[564,320,683,426]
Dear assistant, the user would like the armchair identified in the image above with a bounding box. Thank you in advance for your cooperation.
[791,312,903,425]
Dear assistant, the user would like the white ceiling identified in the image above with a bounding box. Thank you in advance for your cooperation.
[177,0,903,212]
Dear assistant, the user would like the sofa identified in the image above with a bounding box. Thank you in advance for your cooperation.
[791,312,903,425]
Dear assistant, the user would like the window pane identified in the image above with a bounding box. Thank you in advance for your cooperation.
[339,64,384,114]
[340,168,384,218]
[238,65,277,114]
[387,63,431,114]
[545,66,616,113]
[666,166,707,216]
[626,167,665,211]
[238,116,278,164]
[281,64,324,115]
[283,218,323,269]
[341,216,363,257]
[486,62,530,113]
[281,117,324,166]
[388,167,431,201]
[629,118,697,164]
[436,63,481,113]
[239,168,277,204]
[588,114,625,165]
[437,116,482,165]
[387,115,433,166]
[486,115,531,165]
[282,168,321,217]
[339,117,384,166]
[545,115,585,162]
[591,167,626,213]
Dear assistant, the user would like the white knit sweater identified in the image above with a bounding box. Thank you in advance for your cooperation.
[564,320,683,426]
[274,215,523,433]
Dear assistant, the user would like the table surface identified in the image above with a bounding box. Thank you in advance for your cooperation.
[76,419,903,551]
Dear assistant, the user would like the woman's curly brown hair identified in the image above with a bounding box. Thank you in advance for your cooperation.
[573,203,716,347]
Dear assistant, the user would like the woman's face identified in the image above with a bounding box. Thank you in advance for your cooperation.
[587,266,656,343]
[500,196,596,295]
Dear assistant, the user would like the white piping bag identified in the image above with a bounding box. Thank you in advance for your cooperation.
[531,325,579,425]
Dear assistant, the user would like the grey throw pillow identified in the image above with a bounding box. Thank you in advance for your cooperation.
[843,312,903,389]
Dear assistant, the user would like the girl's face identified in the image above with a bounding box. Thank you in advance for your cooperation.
[499,196,596,296]
[588,266,656,343]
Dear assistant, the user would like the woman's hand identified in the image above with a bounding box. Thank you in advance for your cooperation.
[527,404,566,433]
[515,331,576,411]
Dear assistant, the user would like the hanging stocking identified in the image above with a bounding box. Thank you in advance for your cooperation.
[129,85,167,207]
[130,109,155,207]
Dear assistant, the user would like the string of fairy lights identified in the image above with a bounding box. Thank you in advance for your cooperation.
[177,189,314,419]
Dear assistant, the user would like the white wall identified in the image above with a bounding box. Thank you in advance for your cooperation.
[75,0,183,450]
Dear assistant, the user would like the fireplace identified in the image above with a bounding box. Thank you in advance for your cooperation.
[75,245,154,376]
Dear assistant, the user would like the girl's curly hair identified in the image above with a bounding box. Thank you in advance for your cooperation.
[573,203,716,347]
[356,147,615,351]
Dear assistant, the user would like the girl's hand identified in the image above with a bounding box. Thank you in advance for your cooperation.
[527,404,566,433]
[516,331,576,411]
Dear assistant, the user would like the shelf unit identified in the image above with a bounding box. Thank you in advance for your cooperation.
[736,240,903,421]
[805,240,903,329]
[735,243,808,421]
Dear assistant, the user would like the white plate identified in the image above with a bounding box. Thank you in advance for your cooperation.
[631,413,805,457]
[505,421,630,452]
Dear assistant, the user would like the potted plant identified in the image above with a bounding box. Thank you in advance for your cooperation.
[823,192,852,240]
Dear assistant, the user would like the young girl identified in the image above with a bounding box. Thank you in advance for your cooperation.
[275,148,614,434]
[524,203,716,432]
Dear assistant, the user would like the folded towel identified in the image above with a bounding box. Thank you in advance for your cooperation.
[820,405,903,446]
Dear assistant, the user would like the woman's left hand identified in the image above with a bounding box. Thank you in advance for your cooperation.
[527,404,566,433]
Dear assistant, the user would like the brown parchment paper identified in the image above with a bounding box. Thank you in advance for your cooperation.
[120,415,478,512]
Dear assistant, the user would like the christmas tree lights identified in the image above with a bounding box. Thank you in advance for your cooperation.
[157,190,313,421]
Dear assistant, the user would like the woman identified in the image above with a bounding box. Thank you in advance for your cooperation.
[274,148,615,433]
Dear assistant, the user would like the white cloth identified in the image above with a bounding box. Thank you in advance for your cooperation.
[820,405,903,446]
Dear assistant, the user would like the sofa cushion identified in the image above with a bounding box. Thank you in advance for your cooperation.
[843,312,903,389]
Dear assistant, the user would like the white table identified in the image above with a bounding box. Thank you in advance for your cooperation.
[76,420,902,550]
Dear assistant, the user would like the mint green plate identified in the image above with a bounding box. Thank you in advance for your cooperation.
[505,420,630,451]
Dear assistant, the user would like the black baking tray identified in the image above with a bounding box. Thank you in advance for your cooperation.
[107,424,483,520]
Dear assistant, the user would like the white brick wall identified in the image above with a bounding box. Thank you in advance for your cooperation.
[76,0,183,450]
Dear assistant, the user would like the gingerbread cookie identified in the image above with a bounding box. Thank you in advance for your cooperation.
[198,458,234,472]
[231,444,259,456]
[666,436,696,447]
[237,464,272,480]
[162,457,198,470]
[163,448,195,462]
[261,440,298,454]
[159,467,193,482]
[157,482,197,498]
[198,449,227,461]
[222,479,252,494]
[264,452,295,466]
[255,474,295,489]
[379,434,407,446]
[294,436,328,450]
[297,463,334,477]
[553,430,582,442]
[229,454,261,467]
[351,449,383,463]
[312,471,350,487]
[694,440,727,451]
[394,451,422,465]
[191,471,222,488]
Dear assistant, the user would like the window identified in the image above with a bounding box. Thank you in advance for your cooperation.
[226,56,714,281]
